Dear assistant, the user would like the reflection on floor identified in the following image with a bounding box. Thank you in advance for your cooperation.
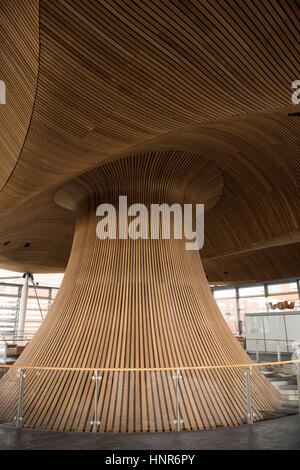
[0,415,299,450]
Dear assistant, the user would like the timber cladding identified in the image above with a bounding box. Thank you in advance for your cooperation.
[0,1,298,432]
[0,1,298,279]
[0,152,280,432]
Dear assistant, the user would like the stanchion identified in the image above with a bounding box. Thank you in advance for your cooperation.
[297,352,300,416]
[15,368,26,428]
[90,370,102,432]
[245,366,253,424]
[172,369,183,432]
[255,340,259,363]
[277,342,281,364]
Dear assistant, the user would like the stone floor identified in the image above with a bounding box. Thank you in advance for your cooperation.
[0,415,300,450]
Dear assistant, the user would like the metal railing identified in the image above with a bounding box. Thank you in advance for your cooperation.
[0,336,33,343]
[0,358,299,432]
[246,338,299,363]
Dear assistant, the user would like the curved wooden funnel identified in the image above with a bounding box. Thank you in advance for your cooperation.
[0,151,280,432]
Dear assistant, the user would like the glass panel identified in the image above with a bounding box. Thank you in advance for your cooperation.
[27,298,49,308]
[0,285,19,295]
[51,289,59,299]
[262,315,287,353]
[245,315,265,353]
[94,370,176,432]
[268,282,297,294]
[180,367,248,430]
[239,296,268,314]
[21,369,95,432]
[215,298,238,335]
[0,342,7,363]
[24,295,50,337]
[28,287,50,298]
[0,366,19,426]
[239,285,265,297]
[0,364,298,434]
[0,296,19,306]
[214,289,236,299]
[285,316,300,346]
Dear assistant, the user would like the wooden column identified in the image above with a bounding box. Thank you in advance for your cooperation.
[0,151,280,432]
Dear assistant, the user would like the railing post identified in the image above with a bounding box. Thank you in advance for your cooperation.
[90,370,102,432]
[255,340,259,363]
[17,273,30,343]
[172,369,183,432]
[245,366,253,424]
[15,368,26,428]
[277,342,281,363]
[297,352,300,416]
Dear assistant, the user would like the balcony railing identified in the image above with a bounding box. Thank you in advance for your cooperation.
[0,358,299,433]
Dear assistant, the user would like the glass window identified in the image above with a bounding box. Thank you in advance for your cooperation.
[0,285,18,295]
[27,298,49,308]
[51,289,58,299]
[239,285,264,297]
[0,296,18,307]
[28,287,50,298]
[268,282,297,294]
[268,293,299,311]
[214,297,239,335]
[239,296,268,315]
[213,289,236,299]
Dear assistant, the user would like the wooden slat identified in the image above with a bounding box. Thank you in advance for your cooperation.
[0,0,39,189]
[0,1,298,281]
[0,151,280,432]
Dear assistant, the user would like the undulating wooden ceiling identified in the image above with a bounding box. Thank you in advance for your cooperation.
[0,0,299,281]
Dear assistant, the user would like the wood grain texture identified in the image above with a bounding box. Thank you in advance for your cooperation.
[0,0,39,189]
[0,152,280,432]
[0,109,298,280]
[0,1,299,281]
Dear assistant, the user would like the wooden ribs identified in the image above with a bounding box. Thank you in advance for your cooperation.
[0,151,280,432]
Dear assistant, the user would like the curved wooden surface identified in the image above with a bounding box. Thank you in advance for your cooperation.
[0,152,280,432]
[0,0,39,190]
[0,0,299,281]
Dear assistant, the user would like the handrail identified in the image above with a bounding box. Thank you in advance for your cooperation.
[0,337,32,342]
[0,359,299,373]
[2,336,298,343]
[246,338,298,342]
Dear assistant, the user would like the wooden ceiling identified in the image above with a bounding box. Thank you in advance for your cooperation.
[0,0,299,281]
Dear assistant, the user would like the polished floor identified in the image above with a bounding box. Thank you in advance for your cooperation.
[0,415,300,450]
